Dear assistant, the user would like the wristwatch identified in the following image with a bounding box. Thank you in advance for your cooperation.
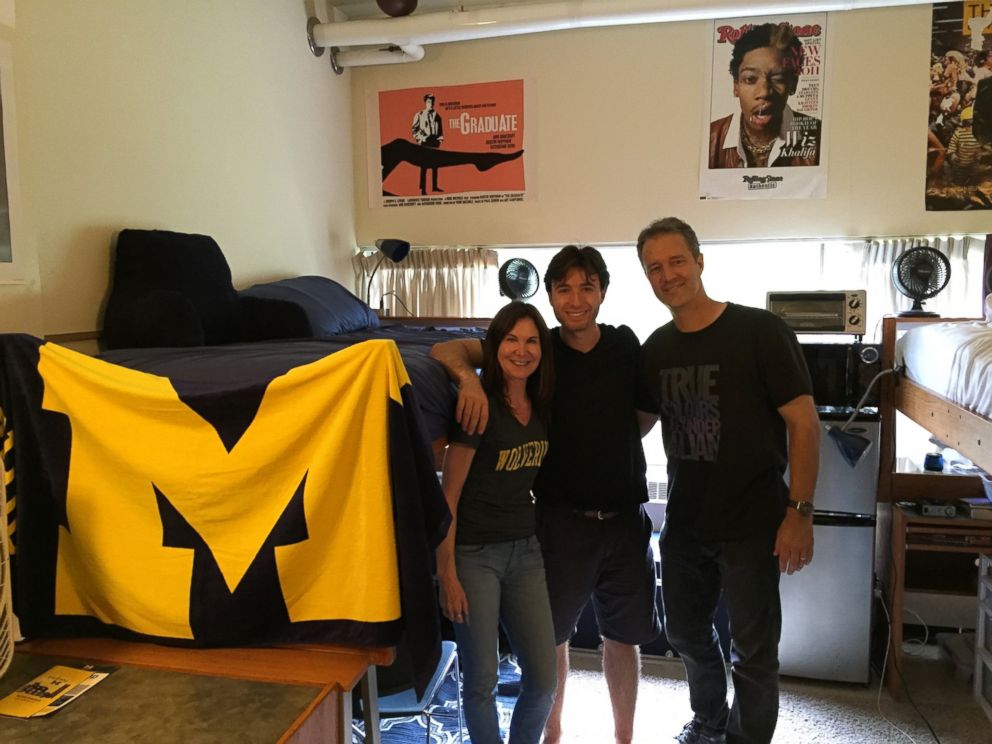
[787,499,815,517]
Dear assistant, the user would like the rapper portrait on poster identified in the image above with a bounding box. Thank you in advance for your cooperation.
[699,13,827,200]
[925,2,992,210]
[368,79,529,208]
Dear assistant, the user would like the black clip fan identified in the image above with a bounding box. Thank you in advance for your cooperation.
[891,246,951,317]
[498,258,540,300]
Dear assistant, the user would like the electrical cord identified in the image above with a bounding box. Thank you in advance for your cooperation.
[876,533,943,743]
[901,608,931,655]
[871,316,886,345]
[876,594,924,744]
[379,291,413,316]
[838,365,903,431]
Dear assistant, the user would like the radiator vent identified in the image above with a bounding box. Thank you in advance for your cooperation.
[647,480,668,501]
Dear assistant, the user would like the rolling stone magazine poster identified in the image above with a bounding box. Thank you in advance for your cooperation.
[927,2,992,210]
[368,79,529,208]
[699,13,827,200]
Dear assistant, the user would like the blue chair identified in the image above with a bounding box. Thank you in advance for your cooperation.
[355,639,463,744]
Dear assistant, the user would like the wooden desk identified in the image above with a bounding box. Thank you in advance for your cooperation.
[885,505,992,698]
[11,638,393,743]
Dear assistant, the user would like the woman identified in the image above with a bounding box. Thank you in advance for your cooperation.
[436,301,557,744]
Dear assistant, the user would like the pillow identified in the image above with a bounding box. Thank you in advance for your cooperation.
[104,229,244,349]
[128,290,206,348]
[239,276,379,336]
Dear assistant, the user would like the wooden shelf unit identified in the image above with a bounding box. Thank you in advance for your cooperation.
[884,505,992,699]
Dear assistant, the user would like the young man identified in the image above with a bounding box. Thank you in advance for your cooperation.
[430,246,660,744]
[636,218,819,744]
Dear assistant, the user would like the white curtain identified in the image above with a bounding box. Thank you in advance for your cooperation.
[352,246,499,318]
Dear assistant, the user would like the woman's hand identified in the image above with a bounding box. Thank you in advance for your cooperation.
[438,570,470,624]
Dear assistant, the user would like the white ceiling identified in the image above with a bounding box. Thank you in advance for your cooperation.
[331,1,544,22]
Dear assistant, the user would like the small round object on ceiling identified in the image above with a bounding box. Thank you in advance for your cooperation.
[376,0,418,17]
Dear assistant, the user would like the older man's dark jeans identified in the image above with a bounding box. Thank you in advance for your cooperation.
[660,525,782,744]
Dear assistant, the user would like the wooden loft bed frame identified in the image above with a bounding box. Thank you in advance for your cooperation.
[878,315,987,503]
[876,315,992,703]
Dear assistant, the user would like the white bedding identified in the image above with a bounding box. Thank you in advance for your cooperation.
[896,320,992,419]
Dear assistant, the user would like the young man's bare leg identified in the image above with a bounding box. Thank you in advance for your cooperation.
[603,638,640,744]
[543,642,570,744]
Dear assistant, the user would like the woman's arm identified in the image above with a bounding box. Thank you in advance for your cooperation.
[436,442,476,623]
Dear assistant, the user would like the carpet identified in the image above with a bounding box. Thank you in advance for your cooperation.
[352,657,520,743]
[355,649,990,743]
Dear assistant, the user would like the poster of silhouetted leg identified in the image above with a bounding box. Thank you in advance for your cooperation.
[368,79,528,208]
[699,13,828,200]
[926,2,992,210]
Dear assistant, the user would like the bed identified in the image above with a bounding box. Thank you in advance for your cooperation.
[0,317,486,694]
[876,315,992,703]
[896,320,992,423]
[878,316,992,502]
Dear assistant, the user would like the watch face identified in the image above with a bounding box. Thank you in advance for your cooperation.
[790,500,814,516]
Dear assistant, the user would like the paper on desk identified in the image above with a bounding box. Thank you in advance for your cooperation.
[0,664,113,718]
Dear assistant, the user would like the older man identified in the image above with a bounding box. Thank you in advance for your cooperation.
[636,217,820,744]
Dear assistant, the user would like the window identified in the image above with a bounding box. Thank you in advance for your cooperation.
[496,234,987,479]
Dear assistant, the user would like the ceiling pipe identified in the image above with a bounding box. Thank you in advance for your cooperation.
[311,0,933,51]
[308,16,424,72]
[331,44,425,74]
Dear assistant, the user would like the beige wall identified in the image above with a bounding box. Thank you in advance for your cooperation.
[0,0,355,338]
[351,4,992,248]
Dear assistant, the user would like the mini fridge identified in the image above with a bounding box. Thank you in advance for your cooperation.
[779,410,879,684]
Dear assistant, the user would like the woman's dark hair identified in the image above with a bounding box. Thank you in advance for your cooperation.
[543,245,610,294]
[480,301,554,423]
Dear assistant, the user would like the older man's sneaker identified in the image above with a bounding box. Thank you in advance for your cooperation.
[675,719,726,744]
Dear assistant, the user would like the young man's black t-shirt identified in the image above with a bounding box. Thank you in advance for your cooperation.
[640,303,812,541]
[533,324,650,511]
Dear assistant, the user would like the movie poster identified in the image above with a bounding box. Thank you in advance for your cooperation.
[699,13,827,200]
[368,79,528,208]
[926,2,992,210]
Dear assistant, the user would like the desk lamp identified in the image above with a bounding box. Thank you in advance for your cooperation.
[365,239,411,310]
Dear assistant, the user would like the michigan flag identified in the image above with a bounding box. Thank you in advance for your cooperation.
[0,334,449,692]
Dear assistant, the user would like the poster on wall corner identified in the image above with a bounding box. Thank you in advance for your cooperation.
[926,2,992,211]
[367,79,529,208]
[0,42,23,284]
[698,13,827,201]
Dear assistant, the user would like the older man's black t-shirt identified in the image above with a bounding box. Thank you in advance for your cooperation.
[640,304,812,541]
[449,395,548,544]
